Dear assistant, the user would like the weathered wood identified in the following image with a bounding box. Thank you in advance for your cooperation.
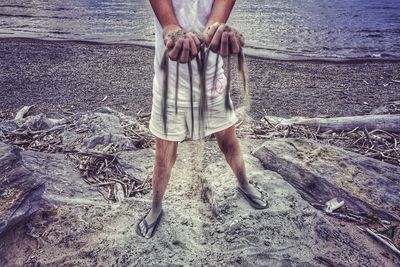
[276,114,400,132]
[253,138,400,222]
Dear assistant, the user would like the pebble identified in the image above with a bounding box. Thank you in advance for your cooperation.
[264,240,271,246]
[360,251,372,259]
[225,235,235,242]
[215,226,224,233]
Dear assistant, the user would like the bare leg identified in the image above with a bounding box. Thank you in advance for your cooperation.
[138,137,178,238]
[214,125,265,206]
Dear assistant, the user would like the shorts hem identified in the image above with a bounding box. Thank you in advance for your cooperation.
[149,123,186,142]
[191,115,239,141]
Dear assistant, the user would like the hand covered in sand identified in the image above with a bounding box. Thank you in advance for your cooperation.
[163,25,202,63]
[203,23,245,57]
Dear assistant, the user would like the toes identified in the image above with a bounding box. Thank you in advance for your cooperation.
[145,224,155,238]
[139,221,147,236]
[254,198,267,207]
[256,192,268,207]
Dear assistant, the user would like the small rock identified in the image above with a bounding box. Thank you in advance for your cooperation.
[215,225,224,233]
[360,251,371,259]
[225,235,235,242]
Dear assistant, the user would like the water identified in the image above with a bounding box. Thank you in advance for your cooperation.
[1,0,399,60]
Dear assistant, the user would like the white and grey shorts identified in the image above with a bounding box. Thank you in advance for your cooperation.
[149,96,238,142]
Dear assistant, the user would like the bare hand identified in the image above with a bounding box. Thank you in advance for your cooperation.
[203,22,245,57]
[163,25,202,63]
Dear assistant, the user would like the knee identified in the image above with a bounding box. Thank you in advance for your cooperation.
[154,139,178,169]
[155,155,174,171]
[155,149,177,170]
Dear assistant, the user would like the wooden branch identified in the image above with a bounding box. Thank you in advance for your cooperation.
[278,114,400,133]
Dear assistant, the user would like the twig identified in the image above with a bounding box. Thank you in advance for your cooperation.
[364,227,400,257]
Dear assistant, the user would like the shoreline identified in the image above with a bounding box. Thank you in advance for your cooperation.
[1,37,399,121]
[3,37,400,64]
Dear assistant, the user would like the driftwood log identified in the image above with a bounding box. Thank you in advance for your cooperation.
[273,114,400,133]
[253,138,400,223]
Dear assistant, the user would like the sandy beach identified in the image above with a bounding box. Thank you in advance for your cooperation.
[1,37,399,120]
[0,104,399,266]
[1,38,400,266]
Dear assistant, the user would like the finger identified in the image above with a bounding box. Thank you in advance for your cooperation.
[164,38,174,49]
[219,31,230,57]
[205,22,220,45]
[238,33,245,47]
[210,23,225,51]
[188,36,198,58]
[193,33,202,50]
[230,27,245,47]
[186,32,200,53]
[229,32,240,54]
[179,38,190,63]
[168,38,183,61]
[193,35,201,50]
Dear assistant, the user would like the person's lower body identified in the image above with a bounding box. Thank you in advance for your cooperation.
[136,98,268,238]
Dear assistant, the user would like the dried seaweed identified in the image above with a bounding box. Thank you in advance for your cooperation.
[1,124,73,153]
[65,150,151,201]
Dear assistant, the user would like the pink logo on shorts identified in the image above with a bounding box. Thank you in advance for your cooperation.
[214,75,226,94]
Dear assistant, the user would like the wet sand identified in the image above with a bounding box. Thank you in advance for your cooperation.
[1,37,400,120]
